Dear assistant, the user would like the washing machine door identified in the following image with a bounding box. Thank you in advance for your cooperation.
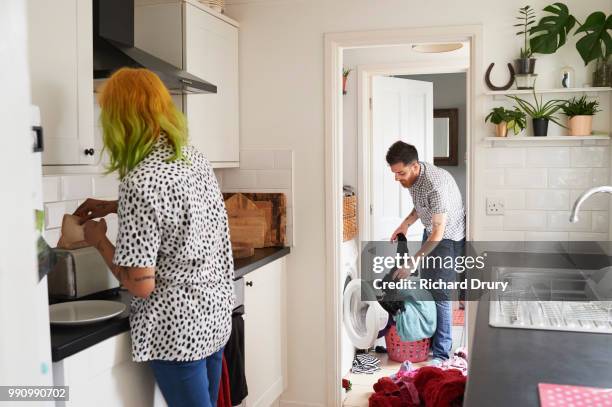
[343,279,389,350]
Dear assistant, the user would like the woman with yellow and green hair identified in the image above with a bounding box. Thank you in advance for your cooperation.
[74,68,234,407]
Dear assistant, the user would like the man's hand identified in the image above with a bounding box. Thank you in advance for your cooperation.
[390,221,409,242]
[392,258,416,280]
[74,198,118,224]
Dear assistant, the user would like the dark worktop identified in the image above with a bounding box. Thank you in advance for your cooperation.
[464,295,612,406]
[464,248,612,406]
[50,247,290,362]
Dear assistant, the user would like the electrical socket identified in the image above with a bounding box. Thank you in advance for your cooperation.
[486,197,505,215]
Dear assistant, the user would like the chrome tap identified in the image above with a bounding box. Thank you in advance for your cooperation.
[570,186,612,222]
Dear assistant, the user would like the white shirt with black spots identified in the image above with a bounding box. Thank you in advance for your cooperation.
[408,161,465,241]
[113,136,235,362]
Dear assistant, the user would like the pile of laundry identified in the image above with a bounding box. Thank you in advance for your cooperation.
[369,349,468,407]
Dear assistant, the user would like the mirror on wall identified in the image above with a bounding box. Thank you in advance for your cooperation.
[433,108,458,166]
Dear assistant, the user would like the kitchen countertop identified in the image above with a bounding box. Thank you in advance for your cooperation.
[464,249,612,406]
[50,246,290,362]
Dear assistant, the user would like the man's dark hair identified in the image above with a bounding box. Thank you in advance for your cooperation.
[385,141,419,166]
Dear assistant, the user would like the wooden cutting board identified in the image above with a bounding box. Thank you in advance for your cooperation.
[225,193,266,248]
[224,193,286,247]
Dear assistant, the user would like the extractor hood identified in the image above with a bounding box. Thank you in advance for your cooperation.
[93,0,216,94]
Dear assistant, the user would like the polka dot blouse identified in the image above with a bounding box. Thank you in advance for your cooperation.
[113,136,235,362]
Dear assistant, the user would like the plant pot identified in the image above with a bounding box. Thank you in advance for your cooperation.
[567,115,593,136]
[514,58,536,74]
[532,118,549,137]
[495,122,508,137]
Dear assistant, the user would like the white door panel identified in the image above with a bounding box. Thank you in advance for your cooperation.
[371,76,433,242]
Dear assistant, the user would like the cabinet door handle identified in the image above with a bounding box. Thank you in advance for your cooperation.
[84,148,95,156]
[246,281,253,287]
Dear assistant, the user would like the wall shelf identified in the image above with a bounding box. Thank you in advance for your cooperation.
[485,87,612,99]
[484,135,609,141]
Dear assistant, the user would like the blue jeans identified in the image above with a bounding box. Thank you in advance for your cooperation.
[422,231,465,360]
[150,348,224,407]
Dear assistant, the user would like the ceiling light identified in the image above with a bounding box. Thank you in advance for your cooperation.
[411,43,464,53]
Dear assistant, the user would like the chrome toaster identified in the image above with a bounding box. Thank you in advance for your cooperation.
[47,246,119,300]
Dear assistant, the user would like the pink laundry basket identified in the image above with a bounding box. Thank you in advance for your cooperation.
[384,325,431,363]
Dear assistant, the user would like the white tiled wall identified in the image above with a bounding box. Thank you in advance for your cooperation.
[42,149,295,248]
[217,149,294,246]
[481,141,611,241]
[42,174,120,247]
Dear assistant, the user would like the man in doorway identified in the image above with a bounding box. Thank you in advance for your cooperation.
[386,140,465,364]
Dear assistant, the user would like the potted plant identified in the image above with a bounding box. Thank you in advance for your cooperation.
[514,5,537,74]
[561,96,600,136]
[342,68,351,95]
[507,89,565,137]
[485,107,527,137]
[529,3,611,86]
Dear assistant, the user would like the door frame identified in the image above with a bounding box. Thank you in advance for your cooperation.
[358,62,469,243]
[324,25,483,406]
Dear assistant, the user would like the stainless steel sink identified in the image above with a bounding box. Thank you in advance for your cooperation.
[489,267,612,334]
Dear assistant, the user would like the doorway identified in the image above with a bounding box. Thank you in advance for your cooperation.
[324,26,482,406]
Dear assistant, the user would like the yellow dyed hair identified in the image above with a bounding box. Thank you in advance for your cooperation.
[98,68,188,179]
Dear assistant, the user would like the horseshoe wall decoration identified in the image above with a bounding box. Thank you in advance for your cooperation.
[485,63,515,91]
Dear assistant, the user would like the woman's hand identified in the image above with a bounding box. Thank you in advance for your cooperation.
[73,199,118,224]
[84,218,108,249]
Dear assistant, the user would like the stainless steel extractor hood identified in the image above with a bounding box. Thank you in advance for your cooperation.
[93,0,216,94]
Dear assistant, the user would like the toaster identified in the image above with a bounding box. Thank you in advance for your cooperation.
[47,246,119,300]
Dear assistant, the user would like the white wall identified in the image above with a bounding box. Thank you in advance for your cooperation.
[224,0,612,405]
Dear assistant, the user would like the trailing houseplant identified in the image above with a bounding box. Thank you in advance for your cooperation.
[529,3,612,85]
[485,107,527,137]
[560,96,601,136]
[507,89,565,137]
[514,5,537,74]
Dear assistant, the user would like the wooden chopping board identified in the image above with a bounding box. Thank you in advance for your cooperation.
[224,193,286,247]
[225,193,266,248]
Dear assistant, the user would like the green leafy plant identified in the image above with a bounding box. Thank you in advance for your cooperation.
[485,107,527,135]
[515,5,536,58]
[529,3,611,65]
[507,89,566,127]
[560,96,601,116]
[574,12,612,66]
[343,68,352,78]
[529,3,576,54]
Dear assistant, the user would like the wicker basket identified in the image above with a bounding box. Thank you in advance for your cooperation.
[384,325,430,363]
[343,195,357,242]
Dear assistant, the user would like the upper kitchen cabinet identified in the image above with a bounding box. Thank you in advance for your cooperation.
[27,0,95,165]
[135,0,240,167]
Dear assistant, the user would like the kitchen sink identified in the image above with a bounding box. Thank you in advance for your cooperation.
[489,267,612,334]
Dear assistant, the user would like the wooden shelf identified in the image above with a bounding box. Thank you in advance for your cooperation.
[484,135,609,142]
[485,87,612,97]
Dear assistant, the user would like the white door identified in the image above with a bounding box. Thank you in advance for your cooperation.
[370,76,433,242]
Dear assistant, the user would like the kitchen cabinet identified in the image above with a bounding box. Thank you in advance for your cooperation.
[244,257,287,406]
[52,332,165,406]
[135,0,240,167]
[27,0,95,165]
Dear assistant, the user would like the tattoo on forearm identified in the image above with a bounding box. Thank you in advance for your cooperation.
[134,275,155,282]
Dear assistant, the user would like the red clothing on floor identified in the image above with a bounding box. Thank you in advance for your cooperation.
[217,356,232,407]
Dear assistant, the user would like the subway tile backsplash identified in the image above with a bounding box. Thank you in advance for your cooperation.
[42,148,295,248]
[217,149,294,246]
[483,140,611,240]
